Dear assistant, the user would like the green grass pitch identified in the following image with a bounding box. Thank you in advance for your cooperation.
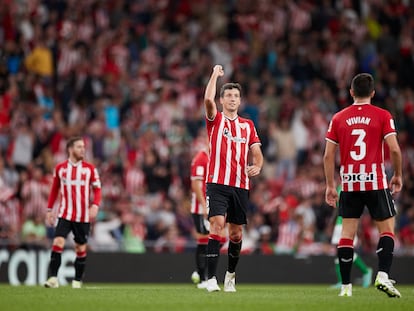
[1,284,413,311]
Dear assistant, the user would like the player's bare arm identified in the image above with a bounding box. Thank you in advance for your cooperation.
[46,210,56,226]
[204,65,224,120]
[385,134,403,194]
[323,140,338,207]
[247,144,263,177]
[191,178,207,217]
[89,204,99,219]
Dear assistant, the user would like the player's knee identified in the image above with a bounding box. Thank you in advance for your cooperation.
[229,232,242,243]
[75,244,87,253]
[53,237,65,248]
[209,218,225,234]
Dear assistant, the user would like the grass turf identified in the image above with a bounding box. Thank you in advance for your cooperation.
[1,284,413,311]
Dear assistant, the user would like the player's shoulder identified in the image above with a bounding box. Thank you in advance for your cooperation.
[192,149,209,163]
[334,104,391,118]
[55,160,68,169]
[372,104,392,115]
[81,160,97,169]
[237,115,255,126]
[207,111,222,123]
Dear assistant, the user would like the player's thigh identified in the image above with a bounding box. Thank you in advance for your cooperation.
[226,187,248,225]
[338,192,364,218]
[366,189,397,221]
[206,183,230,217]
[54,218,72,239]
[71,222,91,245]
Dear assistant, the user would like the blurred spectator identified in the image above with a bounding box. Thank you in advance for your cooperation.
[24,38,53,79]
[20,213,48,250]
[9,120,35,172]
[268,119,297,181]
[20,165,50,220]
[274,209,303,255]
[91,212,122,252]
[154,224,187,253]
[122,212,147,254]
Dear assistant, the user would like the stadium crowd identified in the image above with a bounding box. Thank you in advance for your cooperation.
[1,0,414,257]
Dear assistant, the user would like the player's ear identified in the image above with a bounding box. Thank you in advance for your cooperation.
[349,89,354,97]
[371,90,375,98]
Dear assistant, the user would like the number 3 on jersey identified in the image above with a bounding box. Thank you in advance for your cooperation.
[350,129,366,161]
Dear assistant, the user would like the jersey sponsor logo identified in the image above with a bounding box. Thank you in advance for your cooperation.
[61,178,87,186]
[223,128,247,143]
[342,172,375,182]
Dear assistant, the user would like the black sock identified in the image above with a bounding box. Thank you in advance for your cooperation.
[338,246,353,284]
[74,256,87,281]
[196,244,207,281]
[49,251,62,277]
[228,240,242,273]
[207,239,220,279]
[377,235,394,274]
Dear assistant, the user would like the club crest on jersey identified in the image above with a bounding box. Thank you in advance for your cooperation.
[238,123,247,129]
[223,128,247,143]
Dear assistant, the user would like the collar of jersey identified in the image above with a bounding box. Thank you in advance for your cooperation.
[352,102,370,106]
[223,114,239,121]
[69,159,82,166]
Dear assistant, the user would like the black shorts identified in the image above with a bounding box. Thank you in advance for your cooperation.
[192,214,209,235]
[206,183,249,225]
[54,218,91,245]
[339,189,397,221]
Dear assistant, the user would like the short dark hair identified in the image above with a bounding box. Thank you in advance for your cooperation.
[351,73,374,98]
[220,83,242,98]
[66,136,83,151]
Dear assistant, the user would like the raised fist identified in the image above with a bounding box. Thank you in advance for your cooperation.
[213,65,224,77]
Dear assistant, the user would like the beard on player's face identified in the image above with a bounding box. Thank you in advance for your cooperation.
[74,152,84,161]
[70,147,85,162]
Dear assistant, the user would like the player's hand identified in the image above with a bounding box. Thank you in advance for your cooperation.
[89,204,99,220]
[389,175,403,194]
[325,186,338,207]
[46,210,56,226]
[213,65,224,77]
[247,165,261,177]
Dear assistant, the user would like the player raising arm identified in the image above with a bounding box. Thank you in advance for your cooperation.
[203,65,263,292]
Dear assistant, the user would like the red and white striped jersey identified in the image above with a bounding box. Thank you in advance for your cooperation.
[326,103,397,192]
[47,160,102,223]
[190,149,209,214]
[124,166,145,196]
[206,112,261,190]
[21,179,50,218]
[275,221,301,252]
